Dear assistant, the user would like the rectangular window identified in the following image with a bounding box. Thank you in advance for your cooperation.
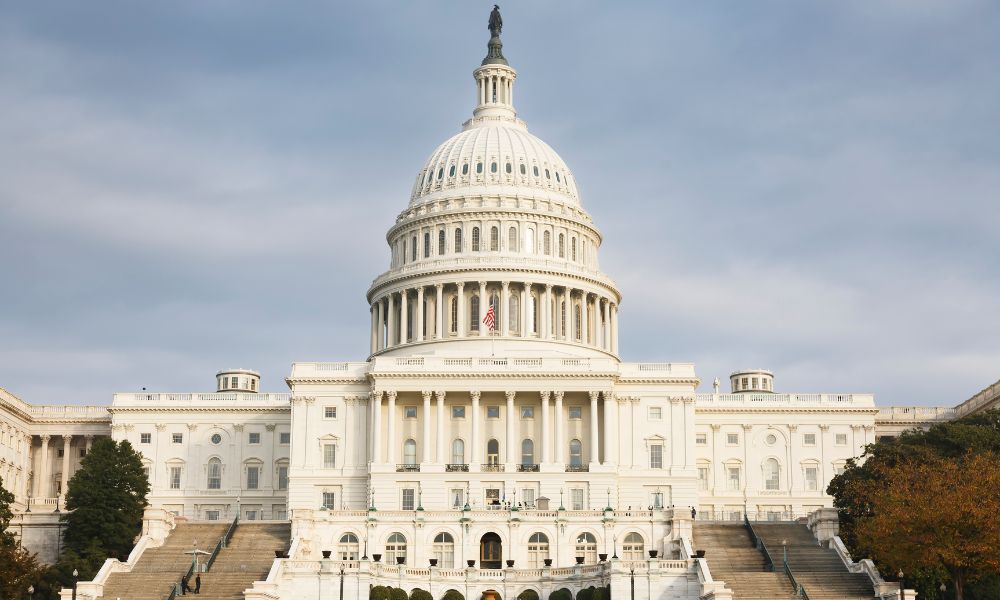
[803,433,816,446]
[487,406,500,419]
[245,510,258,521]
[571,488,585,510]
[650,444,663,469]
[248,432,260,444]
[520,406,534,419]
[172,433,183,444]
[324,406,337,418]
[835,433,848,445]
[79,447,87,457]
[404,406,418,419]
[696,433,707,445]
[143,466,150,479]
[323,444,336,468]
[246,466,259,490]
[728,467,741,491]
[322,492,336,509]
[402,488,415,511]
[279,432,291,444]
[650,492,664,509]
[206,510,220,521]
[648,406,662,419]
[58,448,64,458]
[486,488,501,507]
[452,406,465,419]
[450,488,465,509]
[727,433,739,445]
[170,467,182,489]
[231,376,238,388]
[277,466,288,490]
[140,433,152,444]
[568,407,582,419]
[522,488,536,507]
[698,467,709,490]
[805,467,818,491]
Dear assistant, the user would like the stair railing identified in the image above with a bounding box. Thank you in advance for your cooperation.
[743,513,774,572]
[206,514,240,571]
[166,558,196,600]
[781,544,811,600]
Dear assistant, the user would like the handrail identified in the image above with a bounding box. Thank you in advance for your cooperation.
[743,513,773,572]
[167,558,196,600]
[783,556,810,599]
[206,514,240,571]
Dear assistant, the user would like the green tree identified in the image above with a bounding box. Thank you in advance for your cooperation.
[517,590,539,600]
[0,476,45,598]
[370,585,391,600]
[549,588,572,600]
[576,587,595,600]
[60,437,149,580]
[411,588,434,600]
[389,587,408,600]
[442,589,465,600]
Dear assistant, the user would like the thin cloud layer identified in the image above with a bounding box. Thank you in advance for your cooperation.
[0,1,997,407]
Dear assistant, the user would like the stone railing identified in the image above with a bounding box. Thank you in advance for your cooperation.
[371,355,621,374]
[368,255,620,291]
[27,404,110,421]
[876,406,956,422]
[697,392,875,407]
[955,378,1000,418]
[112,392,291,405]
[290,362,370,379]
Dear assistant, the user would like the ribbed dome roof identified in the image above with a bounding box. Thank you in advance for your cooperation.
[409,121,580,206]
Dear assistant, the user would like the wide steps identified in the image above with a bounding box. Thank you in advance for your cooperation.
[193,522,290,600]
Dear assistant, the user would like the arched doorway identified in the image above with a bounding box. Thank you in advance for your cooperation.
[480,532,502,569]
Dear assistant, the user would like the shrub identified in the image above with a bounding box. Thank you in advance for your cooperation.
[550,588,572,600]
[442,589,465,600]
[390,588,408,600]
[371,586,391,600]
[518,590,540,600]
[411,589,433,600]
[576,587,595,600]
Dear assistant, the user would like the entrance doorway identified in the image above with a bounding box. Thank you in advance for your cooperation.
[479,532,502,569]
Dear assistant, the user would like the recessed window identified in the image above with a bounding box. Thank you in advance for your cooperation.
[520,164,526,175]
[476,162,483,174]
[140,433,152,444]
[404,407,418,419]
[568,407,582,419]
[505,162,512,174]
[490,162,497,173]
[402,489,415,511]
[325,406,337,419]
[279,432,291,444]
[555,172,561,182]
[533,166,539,177]
[462,163,469,175]
[248,432,260,445]
[452,406,465,419]
[210,433,222,445]
[449,165,456,177]
[323,444,336,468]
[727,433,739,445]
[437,168,443,180]
[835,433,848,445]
[803,433,816,446]
[172,433,184,444]
[695,433,707,445]
[650,444,663,469]
[648,407,662,419]
[521,406,534,419]
[169,466,182,489]
[322,492,336,509]
[487,406,500,419]
[805,467,818,491]
[246,466,260,490]
[545,169,551,179]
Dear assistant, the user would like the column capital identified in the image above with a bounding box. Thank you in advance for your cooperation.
[188,423,200,431]
[421,391,433,402]
[545,283,553,291]
[40,434,51,443]
[787,424,798,432]
[588,390,600,402]
[155,423,166,431]
[62,435,73,445]
[478,281,487,288]
[435,390,447,401]
[741,424,753,431]
[710,424,721,431]
[470,390,481,402]
[505,390,516,402]
[265,424,277,432]
[540,391,551,401]
[233,424,245,432]
[501,281,510,289]
[386,390,398,402]
[369,390,383,403]
[435,283,444,290]
[553,391,564,401]
[819,424,830,431]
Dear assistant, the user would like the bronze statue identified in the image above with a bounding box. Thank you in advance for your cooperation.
[488,5,502,37]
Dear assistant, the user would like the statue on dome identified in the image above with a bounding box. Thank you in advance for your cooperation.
[488,5,503,38]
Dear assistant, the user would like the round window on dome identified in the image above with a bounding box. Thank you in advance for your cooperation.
[533,166,539,177]
[449,165,456,177]
[505,162,512,174]
[520,164,526,175]
[462,163,469,175]
[476,162,483,174]
[490,162,497,173]
[211,433,222,445]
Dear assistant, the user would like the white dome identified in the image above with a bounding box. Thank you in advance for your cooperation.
[409,121,580,206]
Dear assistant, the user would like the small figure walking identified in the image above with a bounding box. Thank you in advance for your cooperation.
[180,574,190,595]
[194,574,201,595]
[691,506,697,520]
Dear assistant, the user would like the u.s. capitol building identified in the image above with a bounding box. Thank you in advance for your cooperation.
[4,9,989,600]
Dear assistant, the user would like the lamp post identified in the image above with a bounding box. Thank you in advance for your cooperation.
[26,585,34,600]
[897,570,904,600]
[782,539,787,565]
[72,568,78,600]
[940,582,946,598]
[339,563,345,600]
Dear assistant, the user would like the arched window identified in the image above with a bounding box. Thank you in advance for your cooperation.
[455,228,463,253]
[462,163,469,175]
[575,532,598,564]
[489,293,500,329]
[451,439,465,465]
[571,237,577,261]
[574,304,582,341]
[437,168,443,180]
[433,533,456,568]
[569,439,583,467]
[520,164,526,175]
[560,301,567,338]
[490,161,497,173]
[450,297,458,334]
[338,533,359,560]
[438,230,446,255]
[207,457,222,490]
[423,232,431,258]
[490,226,499,251]
[533,165,539,177]
[530,293,538,334]
[558,233,565,258]
[508,227,518,252]
[411,236,417,262]
[386,533,407,565]
[543,231,551,255]
[508,294,519,334]
[476,162,483,174]
[472,227,481,252]
[525,228,535,254]
[470,295,480,332]
[505,162,512,174]
[765,458,781,490]
[486,439,500,465]
[622,533,644,561]
[521,439,534,465]
[403,439,417,465]
[528,533,549,567]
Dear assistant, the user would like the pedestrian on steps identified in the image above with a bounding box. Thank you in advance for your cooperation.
[195,573,202,594]
[181,574,190,595]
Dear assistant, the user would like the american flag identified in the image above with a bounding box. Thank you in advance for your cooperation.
[483,303,496,331]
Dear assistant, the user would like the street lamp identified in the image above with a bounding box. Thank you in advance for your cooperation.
[897,570,904,600]
[782,539,788,565]
[72,569,79,600]
[26,585,34,600]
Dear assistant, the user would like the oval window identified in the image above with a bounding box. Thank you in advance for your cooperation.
[211,433,222,445]
[449,165,456,177]
[533,166,539,177]
[555,172,561,182]
[437,168,443,179]
[505,162,512,174]
[520,164,526,175]
[490,162,497,173]
[476,162,483,174]
[545,169,551,179]
[462,163,469,175]
[766,434,777,445]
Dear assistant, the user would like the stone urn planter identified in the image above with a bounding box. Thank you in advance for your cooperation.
[695,550,706,559]
[543,559,553,567]
[506,560,515,568]
[322,550,332,559]
[575,556,585,565]
[648,550,659,558]
[372,554,382,563]
[396,556,406,565]
[429,558,438,567]
[467,559,477,568]
[598,554,607,562]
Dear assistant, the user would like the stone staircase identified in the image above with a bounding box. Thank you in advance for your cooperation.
[196,522,291,600]
[693,523,799,600]
[97,522,230,600]
[753,523,875,599]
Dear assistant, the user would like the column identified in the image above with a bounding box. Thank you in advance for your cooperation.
[416,287,425,342]
[38,435,50,497]
[436,391,447,463]
[388,294,396,346]
[501,281,510,337]
[554,391,565,465]
[540,392,551,464]
[421,391,432,463]
[521,283,530,337]
[602,299,611,350]
[544,285,553,340]
[581,293,589,345]
[370,305,378,354]
[386,391,397,464]
[60,435,71,497]
[711,424,722,490]
[563,287,571,340]
[588,391,599,466]
[435,284,444,339]
[505,391,516,464]
[787,425,797,493]
[377,298,386,350]
[470,391,481,467]
[84,435,94,454]
[478,281,487,337]
[456,283,466,337]
[602,392,617,466]
[611,303,619,354]
[400,290,409,344]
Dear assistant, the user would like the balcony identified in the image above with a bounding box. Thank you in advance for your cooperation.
[396,464,421,473]
[565,464,589,473]
[445,464,469,472]
[517,464,540,472]
[481,464,505,472]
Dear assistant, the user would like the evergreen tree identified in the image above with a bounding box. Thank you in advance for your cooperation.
[0,475,45,599]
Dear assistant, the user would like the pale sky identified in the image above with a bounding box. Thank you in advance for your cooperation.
[1,1,998,407]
